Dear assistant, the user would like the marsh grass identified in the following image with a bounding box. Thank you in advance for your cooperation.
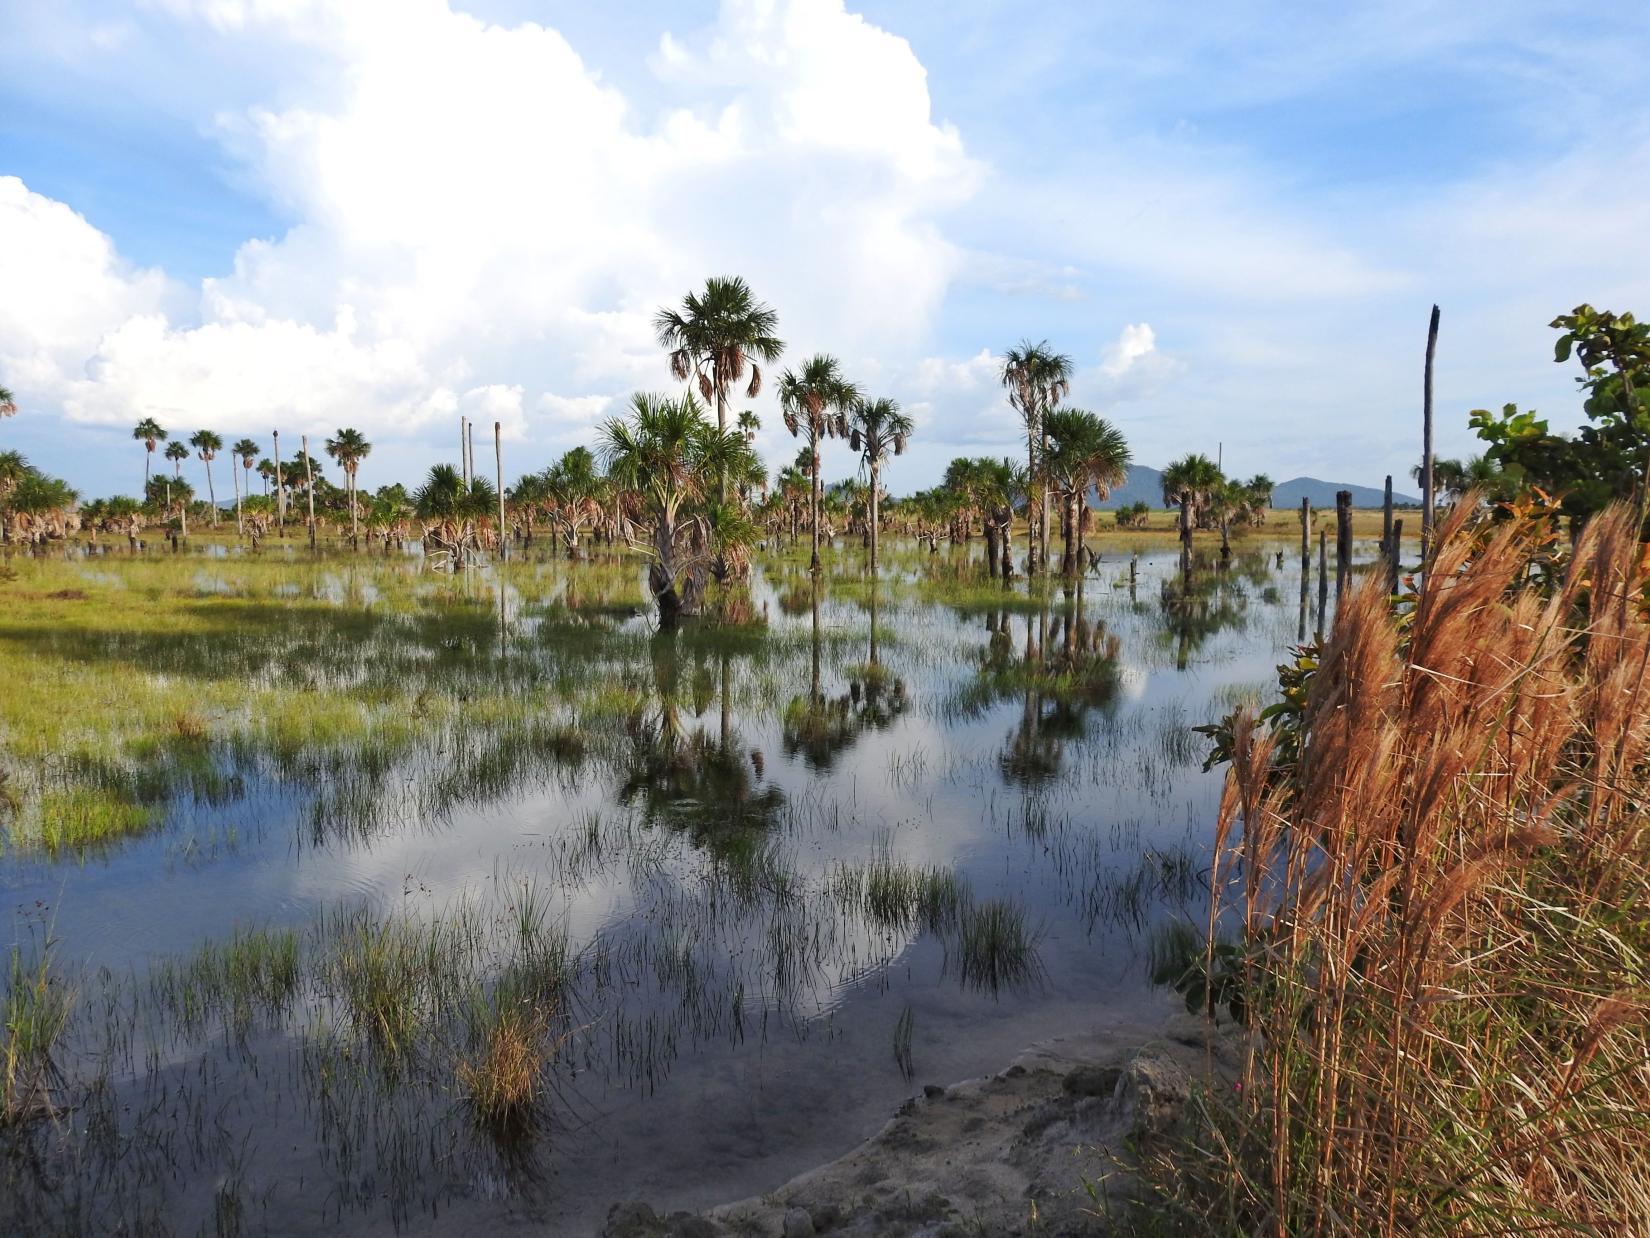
[2,932,71,1124]
[457,995,560,1140]
[952,899,1043,995]
[149,925,300,1040]
[833,854,966,935]
[1141,501,1650,1235]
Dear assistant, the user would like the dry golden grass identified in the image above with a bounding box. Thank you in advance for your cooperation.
[455,1001,555,1138]
[1154,498,1650,1236]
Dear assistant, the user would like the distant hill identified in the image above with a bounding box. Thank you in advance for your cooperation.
[1091,466,1417,510]
[1273,477,1420,509]
[1092,464,1166,509]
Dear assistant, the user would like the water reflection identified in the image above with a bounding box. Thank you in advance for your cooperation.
[781,582,910,771]
[616,635,785,845]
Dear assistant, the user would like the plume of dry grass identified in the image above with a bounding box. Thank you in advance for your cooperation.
[456,997,557,1139]
[1151,499,1650,1236]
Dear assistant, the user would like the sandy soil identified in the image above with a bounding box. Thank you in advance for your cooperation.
[598,1001,1242,1238]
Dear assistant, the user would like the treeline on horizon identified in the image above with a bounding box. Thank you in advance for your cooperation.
[2,296,1645,567]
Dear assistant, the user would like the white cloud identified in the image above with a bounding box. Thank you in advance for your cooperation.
[0,177,176,395]
[1100,323,1155,377]
[2,0,980,460]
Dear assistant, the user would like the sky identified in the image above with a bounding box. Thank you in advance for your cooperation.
[2,0,1647,500]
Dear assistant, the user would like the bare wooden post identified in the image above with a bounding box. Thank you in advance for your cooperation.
[273,429,284,533]
[301,434,316,550]
[494,421,505,561]
[467,420,476,489]
[1388,518,1404,596]
[460,417,469,485]
[1335,490,1352,603]
[1421,304,1440,563]
[1382,475,1393,560]
[1316,528,1328,640]
[1299,497,1310,571]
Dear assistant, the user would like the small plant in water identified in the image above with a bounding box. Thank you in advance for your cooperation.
[3,931,72,1124]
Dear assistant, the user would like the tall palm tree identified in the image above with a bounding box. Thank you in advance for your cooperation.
[599,392,759,628]
[188,430,223,526]
[654,276,784,498]
[133,418,167,488]
[1000,341,1072,576]
[1042,409,1131,574]
[847,397,914,573]
[324,427,372,540]
[779,354,860,573]
[164,440,189,479]
[232,438,259,532]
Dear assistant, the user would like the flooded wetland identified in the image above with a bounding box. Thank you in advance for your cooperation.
[0,530,1344,1235]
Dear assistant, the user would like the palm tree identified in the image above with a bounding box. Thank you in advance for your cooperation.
[1000,341,1072,575]
[846,397,914,573]
[413,464,467,520]
[324,427,372,541]
[779,354,860,573]
[654,276,784,498]
[599,392,759,628]
[0,386,16,419]
[188,430,223,526]
[543,445,605,557]
[1042,410,1130,573]
[1160,453,1225,533]
[133,418,167,488]
[164,440,189,479]
[232,438,259,532]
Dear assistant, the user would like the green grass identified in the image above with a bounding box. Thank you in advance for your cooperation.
[2,933,71,1124]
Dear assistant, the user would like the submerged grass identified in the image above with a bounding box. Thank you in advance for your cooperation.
[2,933,71,1125]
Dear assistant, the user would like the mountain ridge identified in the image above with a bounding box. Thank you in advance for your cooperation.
[1090,464,1419,510]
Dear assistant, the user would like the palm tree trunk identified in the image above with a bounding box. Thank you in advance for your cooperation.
[869,458,880,574]
[1026,433,1036,574]
[810,425,822,574]
[1063,489,1079,575]
[349,467,359,542]
[233,459,242,534]
[1040,429,1051,576]
[205,459,217,526]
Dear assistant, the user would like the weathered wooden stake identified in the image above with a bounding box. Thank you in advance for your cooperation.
[1316,528,1328,640]
[494,421,506,561]
[1335,490,1352,603]
[273,428,284,533]
[1388,518,1404,596]
[302,434,316,549]
[1421,304,1440,564]
[1382,474,1393,560]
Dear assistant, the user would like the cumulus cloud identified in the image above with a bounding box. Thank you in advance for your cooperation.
[1,0,980,462]
[1100,323,1155,377]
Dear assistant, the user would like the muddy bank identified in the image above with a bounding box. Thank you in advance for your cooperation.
[600,1001,1241,1238]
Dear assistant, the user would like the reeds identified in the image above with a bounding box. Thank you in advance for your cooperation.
[2,933,71,1124]
[1154,500,1650,1235]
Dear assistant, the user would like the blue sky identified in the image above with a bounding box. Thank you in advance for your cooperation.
[2,1,1646,499]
